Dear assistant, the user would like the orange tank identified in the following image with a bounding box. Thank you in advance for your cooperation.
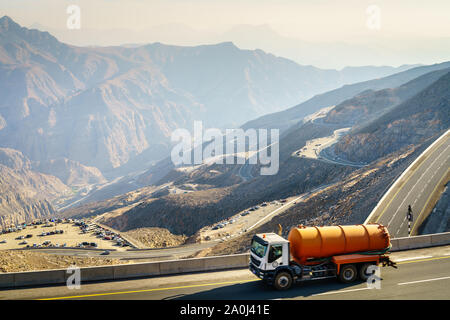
[288,224,390,264]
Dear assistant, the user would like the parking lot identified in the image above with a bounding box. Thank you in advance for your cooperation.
[0,219,131,252]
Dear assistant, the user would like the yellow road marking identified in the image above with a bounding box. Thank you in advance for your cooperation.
[411,168,450,234]
[396,255,450,265]
[37,279,260,300]
[37,255,450,300]
[374,137,448,223]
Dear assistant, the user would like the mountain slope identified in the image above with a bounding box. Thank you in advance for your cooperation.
[335,71,450,163]
[0,148,70,227]
[0,15,426,179]
[243,61,450,133]
[79,68,450,237]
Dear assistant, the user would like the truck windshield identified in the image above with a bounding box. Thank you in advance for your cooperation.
[251,237,268,258]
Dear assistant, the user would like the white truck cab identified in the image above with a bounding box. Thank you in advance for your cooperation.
[249,233,290,275]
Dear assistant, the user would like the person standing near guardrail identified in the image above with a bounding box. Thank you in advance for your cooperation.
[407,205,413,236]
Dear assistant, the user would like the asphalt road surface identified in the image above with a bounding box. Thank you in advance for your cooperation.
[368,131,450,237]
[3,245,449,300]
[35,242,216,261]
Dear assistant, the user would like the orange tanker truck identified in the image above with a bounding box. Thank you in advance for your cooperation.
[249,224,397,290]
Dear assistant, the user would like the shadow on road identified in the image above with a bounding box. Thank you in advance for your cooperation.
[175,278,364,300]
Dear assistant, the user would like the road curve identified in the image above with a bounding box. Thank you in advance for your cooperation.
[366,130,450,237]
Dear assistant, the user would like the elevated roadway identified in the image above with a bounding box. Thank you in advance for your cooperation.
[366,130,450,237]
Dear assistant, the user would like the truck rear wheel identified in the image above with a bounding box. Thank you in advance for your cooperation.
[273,271,293,290]
[359,263,375,281]
[339,264,357,283]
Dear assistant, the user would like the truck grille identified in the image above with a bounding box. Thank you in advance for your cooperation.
[250,255,261,267]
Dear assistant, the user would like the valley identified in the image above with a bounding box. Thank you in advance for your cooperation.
[0,15,448,265]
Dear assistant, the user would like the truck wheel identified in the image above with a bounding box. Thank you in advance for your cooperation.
[273,271,293,290]
[359,263,375,281]
[339,264,357,283]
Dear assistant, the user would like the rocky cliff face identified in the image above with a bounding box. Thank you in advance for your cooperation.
[33,158,106,186]
[0,148,70,228]
[334,71,450,163]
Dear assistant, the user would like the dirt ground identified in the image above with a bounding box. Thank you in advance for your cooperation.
[195,195,306,243]
[123,227,187,248]
[0,250,126,273]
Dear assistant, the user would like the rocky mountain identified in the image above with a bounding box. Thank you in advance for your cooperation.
[0,148,70,228]
[0,15,422,180]
[32,158,106,186]
[70,67,450,238]
[322,67,450,127]
[334,71,450,163]
[243,61,450,133]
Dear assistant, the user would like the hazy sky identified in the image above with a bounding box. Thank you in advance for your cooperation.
[1,0,449,68]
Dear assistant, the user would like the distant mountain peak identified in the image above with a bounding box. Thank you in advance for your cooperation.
[0,15,21,32]
[216,41,236,47]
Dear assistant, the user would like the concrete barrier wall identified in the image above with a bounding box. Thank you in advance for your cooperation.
[390,231,450,251]
[0,253,250,289]
[1,233,449,289]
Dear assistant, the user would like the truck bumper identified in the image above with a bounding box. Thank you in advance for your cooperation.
[249,263,264,279]
[249,263,275,284]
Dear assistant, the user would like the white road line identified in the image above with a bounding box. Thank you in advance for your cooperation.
[387,144,450,228]
[312,287,372,296]
[394,256,432,262]
[398,276,450,286]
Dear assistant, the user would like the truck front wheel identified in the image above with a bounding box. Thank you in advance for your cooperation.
[273,271,293,290]
[338,264,357,283]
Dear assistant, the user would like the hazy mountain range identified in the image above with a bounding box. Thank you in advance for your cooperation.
[0,15,417,177]
[29,21,449,69]
[0,15,448,231]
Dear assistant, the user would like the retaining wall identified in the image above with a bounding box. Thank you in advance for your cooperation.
[1,232,449,289]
